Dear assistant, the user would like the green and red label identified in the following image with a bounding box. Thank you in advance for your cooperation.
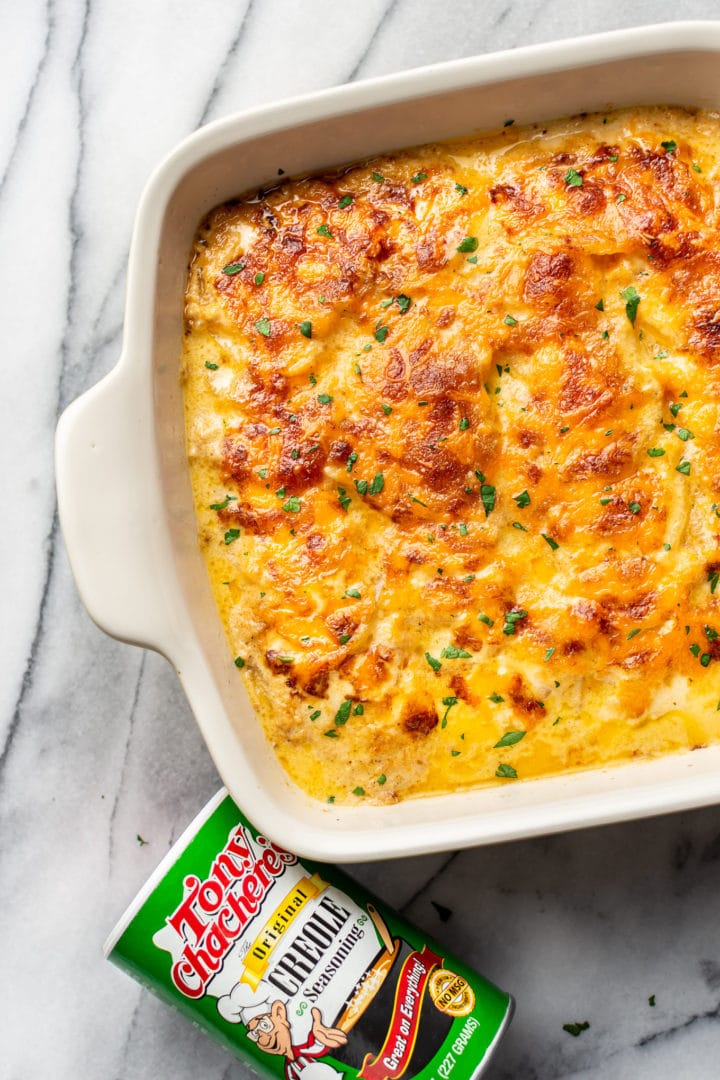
[107,792,513,1080]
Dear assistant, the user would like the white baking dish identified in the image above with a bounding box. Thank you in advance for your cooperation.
[56,22,720,862]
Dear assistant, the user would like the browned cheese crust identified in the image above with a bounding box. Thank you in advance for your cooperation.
[182,107,720,804]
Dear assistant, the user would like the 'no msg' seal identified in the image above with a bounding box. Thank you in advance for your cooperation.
[105,791,514,1080]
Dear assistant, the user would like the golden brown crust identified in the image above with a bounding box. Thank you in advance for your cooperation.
[183,106,720,803]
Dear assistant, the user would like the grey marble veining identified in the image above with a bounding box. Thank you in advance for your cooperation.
[3,1,720,1077]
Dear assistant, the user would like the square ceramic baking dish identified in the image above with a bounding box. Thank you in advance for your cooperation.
[56,21,720,862]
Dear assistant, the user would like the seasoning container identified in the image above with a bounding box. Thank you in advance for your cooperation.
[105,791,513,1078]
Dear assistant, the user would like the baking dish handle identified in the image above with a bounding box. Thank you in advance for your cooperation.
[55,362,167,651]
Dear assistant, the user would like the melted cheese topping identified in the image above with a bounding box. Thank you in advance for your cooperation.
[183,106,720,805]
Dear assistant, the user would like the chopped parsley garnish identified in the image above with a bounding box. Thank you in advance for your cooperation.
[661,140,677,154]
[513,489,531,508]
[455,182,469,195]
[411,171,427,183]
[564,168,583,187]
[457,236,479,253]
[234,656,245,668]
[344,587,361,599]
[669,402,683,417]
[282,497,301,513]
[496,763,518,779]
[512,522,528,531]
[374,323,389,343]
[254,272,265,285]
[458,523,468,536]
[377,773,387,785]
[299,320,312,338]
[317,393,333,404]
[410,495,428,507]
[481,484,496,517]
[692,162,702,173]
[210,495,235,510]
[337,487,351,512]
[324,729,339,738]
[425,652,442,672]
[352,787,365,796]
[459,417,470,431]
[676,428,694,441]
[647,447,665,457]
[339,633,351,644]
[649,995,656,1006]
[224,529,240,544]
[503,118,515,127]
[354,479,368,495]
[371,171,385,182]
[563,1022,590,1037]
[334,700,352,726]
[616,193,627,204]
[542,534,560,550]
[478,613,494,627]
[338,194,354,208]
[223,262,245,275]
[255,317,271,337]
[545,647,555,662]
[316,224,332,237]
[709,571,719,594]
[620,285,640,325]
[489,692,504,703]
[441,644,472,659]
[627,628,641,640]
[504,314,518,327]
[595,299,604,311]
[309,373,317,385]
[205,361,219,370]
[628,501,641,515]
[369,472,385,496]
[346,451,358,472]
[275,486,286,498]
[676,459,691,475]
[494,730,526,748]
[503,610,528,635]
[441,696,459,727]
[395,293,412,313]
[381,403,392,416]
[354,704,364,715]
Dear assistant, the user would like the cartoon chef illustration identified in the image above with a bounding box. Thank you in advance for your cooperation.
[218,984,346,1080]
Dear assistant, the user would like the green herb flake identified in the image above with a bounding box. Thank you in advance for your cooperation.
[563,1022,590,1038]
[496,763,518,779]
[234,656,246,669]
[513,489,531,508]
[254,272,265,285]
[324,729,339,739]
[377,774,387,785]
[223,261,245,275]
[503,610,528,636]
[545,647,555,662]
[224,528,241,544]
[282,497,301,513]
[317,393,333,405]
[466,255,479,264]
[354,479,368,496]
[457,236,479,253]
[381,403,392,416]
[425,652,442,672]
[411,172,427,184]
[369,472,385,496]
[455,182,469,195]
[299,320,312,339]
[316,224,332,238]
[661,140,677,154]
[459,417,470,431]
[338,194,354,208]
[255,317,271,337]
[334,700,352,726]
[647,447,665,457]
[481,484,496,517]
[676,459,691,476]
[542,533,560,550]
[512,522,528,531]
[616,193,627,204]
[309,710,321,722]
[692,162,702,173]
[478,613,494,627]
[620,285,640,325]
[627,628,642,640]
[595,299,604,311]
[628,501,641,515]
[352,786,365,796]
[344,587,361,599]
[504,314,518,327]
[494,730,526,748]
[204,361,219,370]
[648,995,656,1007]
[371,171,385,182]
[337,487,351,512]
[374,323,389,343]
[210,495,234,510]
[346,451,358,473]
[676,428,694,442]
[564,168,583,187]
[488,692,504,704]
[441,644,472,659]
[504,118,515,127]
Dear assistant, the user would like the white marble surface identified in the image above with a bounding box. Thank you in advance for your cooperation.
[4,1,720,1076]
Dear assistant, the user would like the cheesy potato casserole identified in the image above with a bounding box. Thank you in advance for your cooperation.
[183,106,720,805]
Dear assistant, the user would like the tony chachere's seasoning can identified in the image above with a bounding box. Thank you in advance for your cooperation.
[105,791,513,1079]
